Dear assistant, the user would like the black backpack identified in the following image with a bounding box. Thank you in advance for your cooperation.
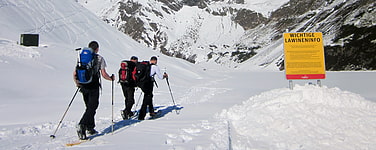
[133,61,152,88]
[118,60,136,86]
[75,47,98,84]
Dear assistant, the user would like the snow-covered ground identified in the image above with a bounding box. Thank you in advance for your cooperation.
[1,0,376,149]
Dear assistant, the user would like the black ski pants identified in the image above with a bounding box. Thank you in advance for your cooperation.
[121,83,135,114]
[79,87,99,129]
[138,81,154,120]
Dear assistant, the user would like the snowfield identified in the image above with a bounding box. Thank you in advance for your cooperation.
[1,0,376,150]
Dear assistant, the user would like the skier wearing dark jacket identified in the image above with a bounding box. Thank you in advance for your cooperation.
[120,56,138,119]
[73,41,114,140]
[138,56,168,120]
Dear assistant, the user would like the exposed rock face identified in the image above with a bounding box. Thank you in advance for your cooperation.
[245,0,376,70]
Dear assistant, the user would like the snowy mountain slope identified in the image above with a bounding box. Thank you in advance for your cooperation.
[0,0,205,126]
[79,0,376,70]
[78,0,288,67]
[0,0,203,101]
[1,0,376,150]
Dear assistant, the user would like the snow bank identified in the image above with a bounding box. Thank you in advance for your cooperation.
[217,85,376,150]
[0,39,40,59]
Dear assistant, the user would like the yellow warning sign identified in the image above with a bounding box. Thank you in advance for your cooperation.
[283,32,326,79]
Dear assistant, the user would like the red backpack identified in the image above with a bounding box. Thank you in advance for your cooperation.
[118,60,136,86]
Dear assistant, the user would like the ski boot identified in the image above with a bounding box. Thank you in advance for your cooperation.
[77,124,87,140]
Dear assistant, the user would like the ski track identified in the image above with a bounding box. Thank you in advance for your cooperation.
[5,0,95,46]
[0,116,125,149]
[163,73,234,149]
[0,104,181,149]
[0,72,235,149]
[178,86,230,104]
[177,73,231,105]
[0,122,67,149]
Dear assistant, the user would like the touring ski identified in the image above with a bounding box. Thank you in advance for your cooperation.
[66,139,90,146]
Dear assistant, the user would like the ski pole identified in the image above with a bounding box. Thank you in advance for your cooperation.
[50,87,80,139]
[132,89,143,115]
[165,76,178,114]
[111,74,114,134]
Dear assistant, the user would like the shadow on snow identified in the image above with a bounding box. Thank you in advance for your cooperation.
[87,105,183,140]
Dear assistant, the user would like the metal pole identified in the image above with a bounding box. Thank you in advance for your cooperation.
[317,80,322,87]
[111,77,114,134]
[166,77,178,114]
[132,89,143,115]
[50,87,80,139]
[289,80,294,90]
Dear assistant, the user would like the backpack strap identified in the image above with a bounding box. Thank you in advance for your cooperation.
[149,64,159,88]
[99,55,103,91]
[94,54,102,91]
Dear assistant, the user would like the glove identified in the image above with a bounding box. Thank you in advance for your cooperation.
[75,83,81,88]
[163,72,168,79]
[111,74,115,81]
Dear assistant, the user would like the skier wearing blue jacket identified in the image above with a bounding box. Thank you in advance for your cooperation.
[73,41,114,140]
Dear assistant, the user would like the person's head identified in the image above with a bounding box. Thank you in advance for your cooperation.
[150,56,158,64]
[88,41,99,53]
[130,56,138,63]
